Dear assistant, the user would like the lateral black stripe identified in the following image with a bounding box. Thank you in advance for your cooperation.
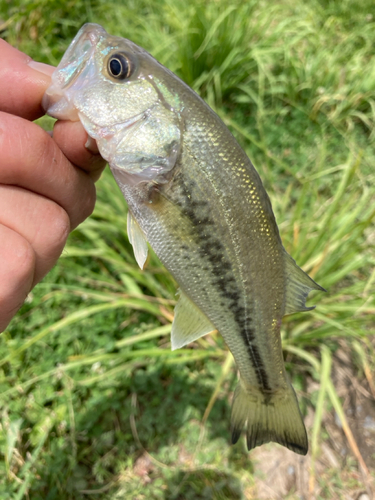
[173,174,271,391]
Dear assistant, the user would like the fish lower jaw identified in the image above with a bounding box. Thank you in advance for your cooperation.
[42,88,80,121]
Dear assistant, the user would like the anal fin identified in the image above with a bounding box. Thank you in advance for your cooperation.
[171,290,216,350]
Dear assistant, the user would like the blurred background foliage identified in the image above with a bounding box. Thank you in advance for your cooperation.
[0,0,375,498]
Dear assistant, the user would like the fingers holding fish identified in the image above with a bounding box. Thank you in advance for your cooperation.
[52,120,106,182]
[0,112,96,230]
[0,38,54,121]
[0,39,104,331]
[0,39,103,181]
[0,112,96,332]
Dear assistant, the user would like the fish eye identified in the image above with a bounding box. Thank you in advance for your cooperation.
[107,53,132,80]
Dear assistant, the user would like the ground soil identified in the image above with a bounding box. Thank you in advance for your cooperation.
[251,346,375,499]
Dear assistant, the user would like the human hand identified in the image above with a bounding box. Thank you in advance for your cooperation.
[0,39,106,332]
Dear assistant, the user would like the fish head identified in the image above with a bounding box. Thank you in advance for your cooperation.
[43,23,182,183]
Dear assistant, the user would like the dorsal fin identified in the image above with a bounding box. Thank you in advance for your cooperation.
[171,290,216,350]
[284,251,326,316]
[127,211,148,270]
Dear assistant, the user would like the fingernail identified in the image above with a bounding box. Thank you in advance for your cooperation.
[27,60,55,77]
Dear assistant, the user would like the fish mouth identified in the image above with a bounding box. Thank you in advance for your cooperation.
[42,23,108,120]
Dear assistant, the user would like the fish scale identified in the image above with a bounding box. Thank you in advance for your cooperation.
[43,23,325,455]
[181,103,285,386]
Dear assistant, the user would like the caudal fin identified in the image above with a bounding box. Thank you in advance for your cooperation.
[230,382,308,455]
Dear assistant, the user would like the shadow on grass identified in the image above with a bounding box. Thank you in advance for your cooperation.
[22,361,247,499]
[130,363,231,444]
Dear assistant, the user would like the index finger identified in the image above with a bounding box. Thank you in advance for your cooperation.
[0,38,54,121]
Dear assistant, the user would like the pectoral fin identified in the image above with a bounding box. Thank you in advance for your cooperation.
[127,211,148,270]
[171,290,216,350]
[284,251,326,315]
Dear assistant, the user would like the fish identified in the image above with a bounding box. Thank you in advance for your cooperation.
[43,23,325,455]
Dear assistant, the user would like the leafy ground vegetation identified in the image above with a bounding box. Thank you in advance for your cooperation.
[1,0,375,498]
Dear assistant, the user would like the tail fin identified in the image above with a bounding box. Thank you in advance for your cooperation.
[230,382,308,455]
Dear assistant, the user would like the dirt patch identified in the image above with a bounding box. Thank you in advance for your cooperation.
[251,346,375,499]
[331,346,375,468]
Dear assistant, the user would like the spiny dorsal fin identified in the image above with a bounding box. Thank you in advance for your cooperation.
[171,289,216,350]
[127,211,148,270]
[284,251,326,316]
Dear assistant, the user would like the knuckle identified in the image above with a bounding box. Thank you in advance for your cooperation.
[42,202,71,252]
[34,126,56,166]
[72,183,96,229]
[82,184,96,219]
[12,234,36,283]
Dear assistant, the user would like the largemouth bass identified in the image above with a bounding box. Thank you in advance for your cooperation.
[43,23,325,455]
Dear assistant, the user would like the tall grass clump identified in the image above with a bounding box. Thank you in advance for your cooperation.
[1,0,375,498]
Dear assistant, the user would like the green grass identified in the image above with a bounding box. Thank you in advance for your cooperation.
[1,0,375,498]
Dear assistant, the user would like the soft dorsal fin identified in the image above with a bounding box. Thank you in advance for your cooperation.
[171,290,216,350]
[127,211,148,270]
[284,251,326,316]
